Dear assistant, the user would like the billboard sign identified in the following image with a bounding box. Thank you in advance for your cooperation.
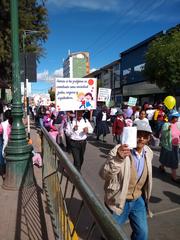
[55,78,97,111]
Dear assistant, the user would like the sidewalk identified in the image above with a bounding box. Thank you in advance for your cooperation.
[0,126,54,240]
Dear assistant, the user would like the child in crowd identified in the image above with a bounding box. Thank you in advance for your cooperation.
[112,110,125,144]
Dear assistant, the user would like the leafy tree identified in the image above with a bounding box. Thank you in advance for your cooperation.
[48,87,55,101]
[0,0,49,85]
[144,26,180,95]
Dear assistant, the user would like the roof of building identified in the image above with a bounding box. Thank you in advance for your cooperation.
[84,58,121,78]
[120,31,163,57]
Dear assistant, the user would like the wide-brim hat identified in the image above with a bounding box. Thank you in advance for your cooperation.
[133,120,152,133]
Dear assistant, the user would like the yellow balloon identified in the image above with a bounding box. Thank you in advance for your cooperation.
[164,96,176,110]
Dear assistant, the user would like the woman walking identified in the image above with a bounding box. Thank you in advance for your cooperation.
[159,110,180,183]
[95,106,110,142]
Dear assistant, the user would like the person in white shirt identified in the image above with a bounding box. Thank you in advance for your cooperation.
[65,110,93,171]
[146,105,156,130]
[134,110,149,125]
[133,106,141,120]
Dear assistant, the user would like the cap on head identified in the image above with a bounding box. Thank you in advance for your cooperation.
[168,110,180,120]
[134,120,152,133]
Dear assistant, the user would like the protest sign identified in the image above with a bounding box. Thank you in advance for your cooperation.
[98,88,111,102]
[55,78,97,111]
[128,97,137,106]
[121,127,137,149]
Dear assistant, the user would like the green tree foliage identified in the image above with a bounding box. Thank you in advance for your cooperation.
[48,87,55,101]
[0,0,49,84]
[144,26,180,95]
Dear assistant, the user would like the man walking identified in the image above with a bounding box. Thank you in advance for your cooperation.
[100,120,153,240]
[65,110,93,171]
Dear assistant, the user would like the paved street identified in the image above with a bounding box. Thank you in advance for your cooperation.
[80,130,180,240]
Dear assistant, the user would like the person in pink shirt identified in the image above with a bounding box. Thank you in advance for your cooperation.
[0,122,4,177]
[159,110,180,183]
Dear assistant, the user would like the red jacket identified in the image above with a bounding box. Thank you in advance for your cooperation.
[112,118,125,135]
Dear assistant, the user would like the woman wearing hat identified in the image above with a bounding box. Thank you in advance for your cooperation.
[159,111,180,183]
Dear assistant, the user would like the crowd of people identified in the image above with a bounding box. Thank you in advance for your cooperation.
[30,102,180,184]
[1,99,179,239]
[31,100,180,240]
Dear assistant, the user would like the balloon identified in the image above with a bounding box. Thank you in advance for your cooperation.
[164,96,176,110]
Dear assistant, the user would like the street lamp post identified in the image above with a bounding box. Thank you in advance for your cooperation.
[3,0,34,190]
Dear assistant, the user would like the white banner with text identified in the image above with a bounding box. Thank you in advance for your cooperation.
[55,78,97,111]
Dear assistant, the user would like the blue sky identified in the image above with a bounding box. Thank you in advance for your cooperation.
[32,0,180,94]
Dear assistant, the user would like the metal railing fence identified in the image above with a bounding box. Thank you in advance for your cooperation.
[41,125,128,240]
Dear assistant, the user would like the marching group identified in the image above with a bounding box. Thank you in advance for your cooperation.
[0,99,178,240]
[33,100,180,240]
[33,102,180,182]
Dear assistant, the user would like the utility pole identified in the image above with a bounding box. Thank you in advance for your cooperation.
[3,0,34,190]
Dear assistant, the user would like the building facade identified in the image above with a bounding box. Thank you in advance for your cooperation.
[85,25,180,107]
[120,31,167,105]
[63,52,90,78]
[85,59,121,106]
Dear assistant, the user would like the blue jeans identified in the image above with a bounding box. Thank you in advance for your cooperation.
[113,196,148,240]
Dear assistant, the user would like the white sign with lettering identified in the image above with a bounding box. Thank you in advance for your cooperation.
[55,78,97,111]
[98,88,111,102]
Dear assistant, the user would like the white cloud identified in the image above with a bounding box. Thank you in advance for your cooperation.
[47,0,179,23]
[90,68,97,73]
[37,68,64,83]
[54,68,63,77]
[47,0,120,11]
[37,70,49,81]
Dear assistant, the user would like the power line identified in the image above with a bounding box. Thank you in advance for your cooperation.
[91,0,163,57]
[86,0,143,51]
[92,0,156,56]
